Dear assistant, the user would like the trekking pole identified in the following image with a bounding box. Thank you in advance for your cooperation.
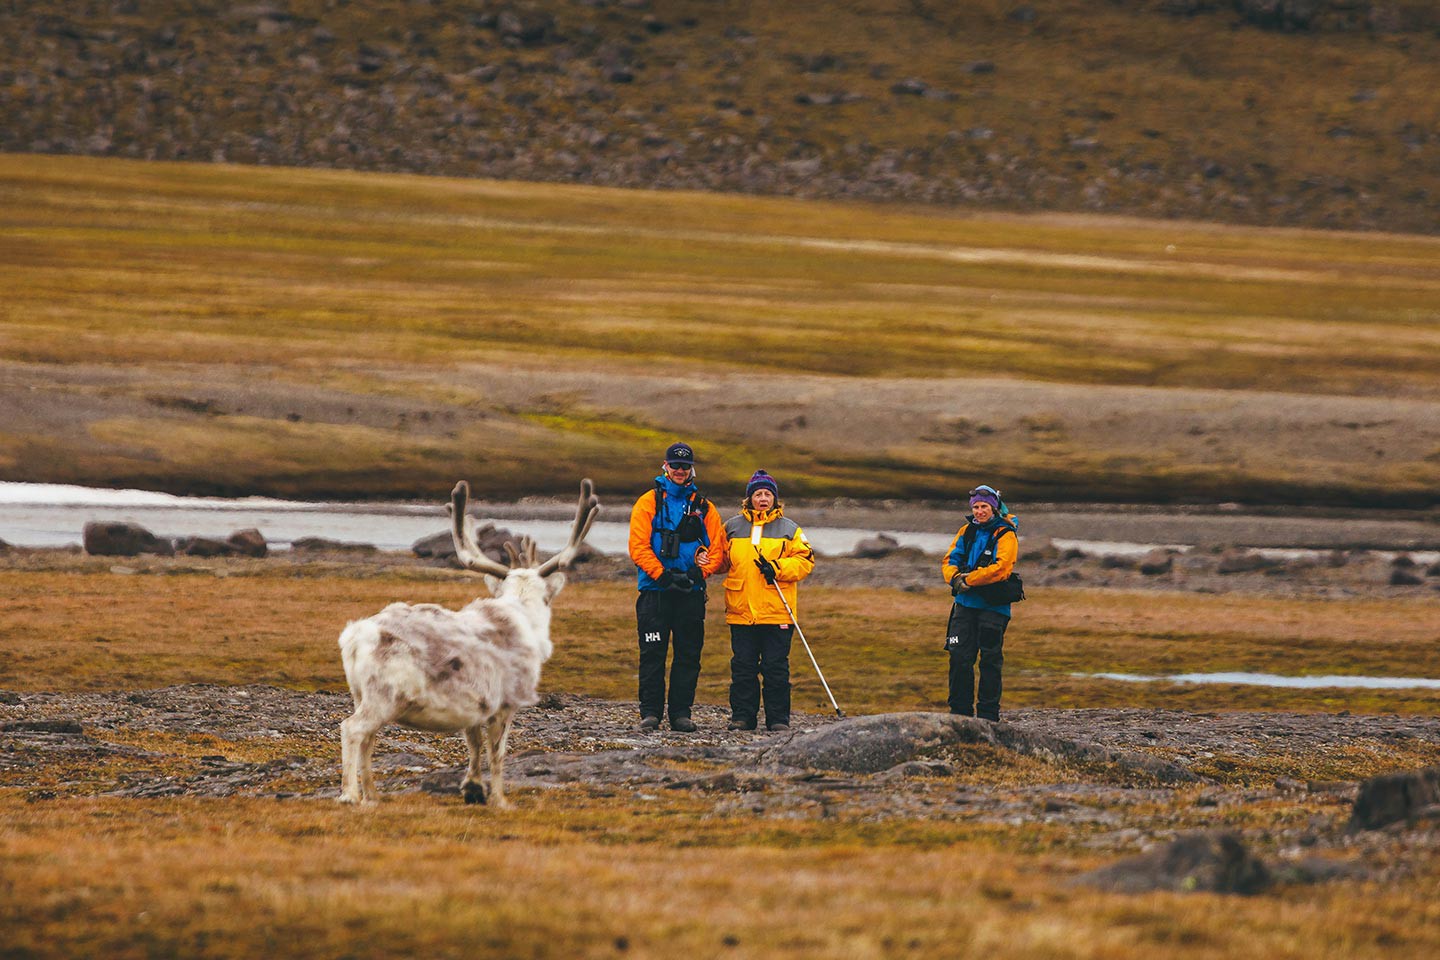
[771,582,844,719]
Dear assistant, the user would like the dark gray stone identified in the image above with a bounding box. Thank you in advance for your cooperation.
[227,528,267,557]
[1216,549,1277,574]
[175,536,234,557]
[1348,765,1440,831]
[768,712,1200,784]
[290,537,379,555]
[851,533,901,559]
[1139,549,1174,575]
[1077,831,1271,894]
[82,521,174,557]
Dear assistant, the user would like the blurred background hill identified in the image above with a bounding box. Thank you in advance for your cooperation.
[4,0,1440,234]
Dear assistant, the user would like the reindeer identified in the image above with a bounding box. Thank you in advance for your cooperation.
[337,479,600,806]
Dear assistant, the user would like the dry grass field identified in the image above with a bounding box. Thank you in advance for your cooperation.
[2,152,1439,957]
[2,558,1440,959]
[2,154,1438,504]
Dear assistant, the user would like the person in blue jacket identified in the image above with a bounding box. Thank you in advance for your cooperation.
[939,485,1019,721]
[626,441,726,732]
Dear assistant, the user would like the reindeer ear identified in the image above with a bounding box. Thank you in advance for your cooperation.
[483,574,504,596]
[543,572,567,602]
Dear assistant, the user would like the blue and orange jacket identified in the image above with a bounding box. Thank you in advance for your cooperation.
[941,516,1019,617]
[628,476,726,591]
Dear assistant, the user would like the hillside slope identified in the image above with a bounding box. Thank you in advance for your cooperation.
[3,0,1439,233]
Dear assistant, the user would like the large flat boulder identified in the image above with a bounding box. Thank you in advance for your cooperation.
[82,521,174,557]
[768,712,1200,783]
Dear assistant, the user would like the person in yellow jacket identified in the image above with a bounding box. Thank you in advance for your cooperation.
[719,470,815,732]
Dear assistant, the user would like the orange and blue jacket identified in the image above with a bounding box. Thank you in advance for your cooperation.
[941,516,1019,616]
[627,476,726,591]
[720,505,815,625]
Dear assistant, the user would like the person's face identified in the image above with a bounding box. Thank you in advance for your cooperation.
[663,460,693,483]
[971,501,994,523]
[749,488,775,512]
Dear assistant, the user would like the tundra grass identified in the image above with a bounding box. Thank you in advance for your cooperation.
[4,564,1440,958]
[2,568,1436,716]
[1,791,1438,960]
[3,155,1439,503]
[4,156,1438,392]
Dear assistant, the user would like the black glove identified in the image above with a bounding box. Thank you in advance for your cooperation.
[686,564,704,583]
[950,573,969,596]
[667,571,695,592]
[656,569,675,589]
[755,556,777,584]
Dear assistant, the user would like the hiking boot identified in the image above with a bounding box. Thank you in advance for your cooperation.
[669,717,697,733]
[766,722,791,733]
[639,715,660,732]
[727,718,756,731]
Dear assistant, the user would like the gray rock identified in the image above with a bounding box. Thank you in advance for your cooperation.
[768,712,1199,784]
[1348,765,1440,831]
[227,528,268,557]
[82,521,174,557]
[890,77,930,96]
[1216,549,1277,574]
[290,537,379,555]
[411,530,457,559]
[851,533,901,559]
[175,536,234,557]
[770,713,992,773]
[1077,831,1271,894]
[497,8,556,47]
[412,522,518,564]
[1389,569,1424,586]
[1138,549,1174,575]
[1,719,83,734]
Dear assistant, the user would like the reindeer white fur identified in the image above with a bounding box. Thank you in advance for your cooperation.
[338,479,599,806]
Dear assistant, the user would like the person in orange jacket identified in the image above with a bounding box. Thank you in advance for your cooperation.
[627,441,727,732]
[940,485,1019,721]
[719,470,815,732]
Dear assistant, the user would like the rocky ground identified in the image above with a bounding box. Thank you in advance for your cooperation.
[4,684,1439,891]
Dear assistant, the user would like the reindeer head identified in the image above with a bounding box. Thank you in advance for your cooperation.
[448,479,601,605]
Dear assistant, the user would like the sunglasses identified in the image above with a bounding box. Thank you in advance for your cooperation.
[666,462,693,472]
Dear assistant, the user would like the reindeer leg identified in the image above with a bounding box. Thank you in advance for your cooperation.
[461,725,488,805]
[485,707,516,809]
[339,712,379,804]
[358,729,380,802]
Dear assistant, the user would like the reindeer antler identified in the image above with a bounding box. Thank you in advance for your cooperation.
[537,478,601,576]
[449,481,512,577]
[450,479,600,578]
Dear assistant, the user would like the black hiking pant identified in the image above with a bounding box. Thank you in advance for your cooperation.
[945,604,1009,721]
[636,589,706,722]
[728,624,792,728]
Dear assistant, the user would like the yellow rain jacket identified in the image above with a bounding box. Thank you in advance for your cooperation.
[721,505,816,625]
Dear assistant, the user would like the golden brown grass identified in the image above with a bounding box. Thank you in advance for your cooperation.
[2,154,1438,503]
[4,155,1436,393]
[2,791,1438,960]
[2,566,1437,716]
[4,562,1440,958]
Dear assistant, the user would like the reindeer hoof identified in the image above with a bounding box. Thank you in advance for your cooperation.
[461,781,487,805]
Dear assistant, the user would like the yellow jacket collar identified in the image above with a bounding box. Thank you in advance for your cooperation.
[742,505,784,525]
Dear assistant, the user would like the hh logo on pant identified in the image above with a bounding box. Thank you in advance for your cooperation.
[946,636,959,648]
[643,632,662,644]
